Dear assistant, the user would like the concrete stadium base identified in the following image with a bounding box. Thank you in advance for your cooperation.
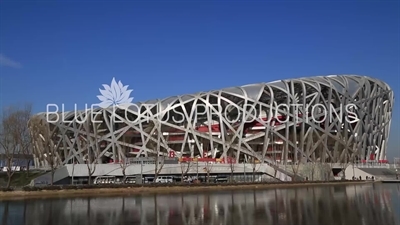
[32,163,291,185]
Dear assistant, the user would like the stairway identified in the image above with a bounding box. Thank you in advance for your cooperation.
[257,162,303,181]
[30,166,70,186]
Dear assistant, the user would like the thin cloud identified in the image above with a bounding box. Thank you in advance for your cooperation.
[0,54,22,68]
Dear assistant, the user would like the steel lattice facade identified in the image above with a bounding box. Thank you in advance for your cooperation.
[28,75,394,167]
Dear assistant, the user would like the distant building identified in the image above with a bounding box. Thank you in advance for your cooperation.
[0,153,34,169]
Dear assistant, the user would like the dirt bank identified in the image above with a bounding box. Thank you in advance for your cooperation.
[0,181,376,201]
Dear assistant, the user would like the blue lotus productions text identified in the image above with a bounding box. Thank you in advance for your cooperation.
[46,102,359,125]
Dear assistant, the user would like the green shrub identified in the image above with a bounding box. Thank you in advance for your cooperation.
[22,186,39,191]
[44,186,62,191]
[61,185,78,190]
[0,187,14,192]
[15,179,365,192]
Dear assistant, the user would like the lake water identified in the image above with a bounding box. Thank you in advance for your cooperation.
[0,183,399,225]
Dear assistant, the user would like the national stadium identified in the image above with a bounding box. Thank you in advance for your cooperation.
[28,74,394,184]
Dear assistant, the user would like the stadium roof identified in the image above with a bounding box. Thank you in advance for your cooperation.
[36,74,392,117]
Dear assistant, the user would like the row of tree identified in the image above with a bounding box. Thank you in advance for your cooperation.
[0,104,33,187]
[0,103,337,188]
[0,102,268,187]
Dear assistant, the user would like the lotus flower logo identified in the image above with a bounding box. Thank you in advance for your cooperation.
[97,78,134,108]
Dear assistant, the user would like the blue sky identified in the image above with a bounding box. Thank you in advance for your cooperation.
[0,0,399,159]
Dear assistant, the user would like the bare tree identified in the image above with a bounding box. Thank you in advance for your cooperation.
[85,151,96,185]
[22,150,33,175]
[44,131,60,186]
[117,144,130,183]
[142,120,165,180]
[339,153,352,180]
[71,157,75,185]
[251,152,266,182]
[323,162,334,181]
[154,153,165,180]
[290,160,301,181]
[0,105,32,187]
[251,157,258,182]
[351,155,358,180]
[119,158,129,182]
[16,104,32,175]
[394,157,400,169]
[46,143,59,186]
[180,160,192,183]
[147,139,165,180]
[204,161,213,183]
[339,162,348,180]
[83,113,106,185]
[309,162,318,181]
[29,115,61,185]
[85,144,100,185]
[227,154,235,182]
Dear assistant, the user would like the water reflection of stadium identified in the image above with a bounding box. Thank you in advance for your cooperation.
[2,184,399,225]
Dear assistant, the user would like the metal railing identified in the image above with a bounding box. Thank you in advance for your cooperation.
[353,163,399,169]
